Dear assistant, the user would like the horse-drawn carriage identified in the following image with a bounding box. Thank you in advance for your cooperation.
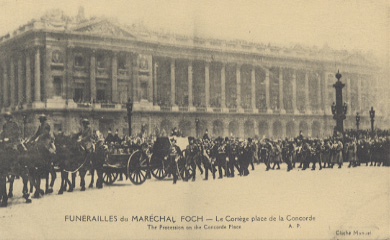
[101,137,192,185]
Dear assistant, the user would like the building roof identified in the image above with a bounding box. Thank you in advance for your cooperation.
[0,8,378,67]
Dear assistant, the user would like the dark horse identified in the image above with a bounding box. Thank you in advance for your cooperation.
[0,139,52,206]
[55,134,105,194]
[21,138,56,199]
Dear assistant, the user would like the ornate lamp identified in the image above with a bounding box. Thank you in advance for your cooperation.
[355,112,360,131]
[126,98,133,136]
[369,106,375,132]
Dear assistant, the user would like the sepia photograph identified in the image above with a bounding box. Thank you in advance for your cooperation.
[0,0,389,239]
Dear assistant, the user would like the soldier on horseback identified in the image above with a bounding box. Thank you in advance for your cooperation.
[0,112,32,206]
[78,119,94,153]
[29,114,56,194]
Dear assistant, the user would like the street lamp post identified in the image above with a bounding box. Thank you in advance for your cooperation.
[331,70,347,136]
[369,106,375,132]
[355,112,360,131]
[126,98,133,137]
[195,118,200,138]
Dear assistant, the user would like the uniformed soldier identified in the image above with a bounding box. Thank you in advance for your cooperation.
[29,114,52,144]
[78,119,94,153]
[202,129,210,140]
[105,128,114,144]
[0,112,31,207]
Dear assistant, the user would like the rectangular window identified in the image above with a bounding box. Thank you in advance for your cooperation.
[53,76,62,96]
[74,88,83,102]
[96,54,105,68]
[140,82,148,100]
[97,89,106,102]
[74,55,84,67]
[118,55,126,70]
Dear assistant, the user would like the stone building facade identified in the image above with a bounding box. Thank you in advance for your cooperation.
[0,10,383,138]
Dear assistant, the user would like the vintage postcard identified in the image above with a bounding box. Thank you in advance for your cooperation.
[0,0,389,239]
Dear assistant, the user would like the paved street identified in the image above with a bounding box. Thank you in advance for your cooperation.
[0,164,389,240]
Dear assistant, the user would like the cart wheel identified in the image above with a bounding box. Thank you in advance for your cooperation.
[151,167,167,180]
[179,161,194,181]
[102,172,118,185]
[128,150,149,185]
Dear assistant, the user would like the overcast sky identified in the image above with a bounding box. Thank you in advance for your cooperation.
[0,0,389,62]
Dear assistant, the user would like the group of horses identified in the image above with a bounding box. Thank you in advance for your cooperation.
[0,134,107,207]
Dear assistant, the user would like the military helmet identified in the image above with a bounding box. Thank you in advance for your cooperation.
[4,112,12,118]
[81,118,90,125]
[38,114,47,120]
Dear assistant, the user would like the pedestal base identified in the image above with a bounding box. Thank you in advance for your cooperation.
[134,100,155,111]
[266,109,273,114]
[171,105,179,112]
[32,101,45,108]
[280,109,286,114]
[188,106,197,112]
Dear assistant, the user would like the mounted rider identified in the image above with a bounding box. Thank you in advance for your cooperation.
[77,119,94,153]
[29,114,55,150]
[0,112,22,207]
[0,112,21,150]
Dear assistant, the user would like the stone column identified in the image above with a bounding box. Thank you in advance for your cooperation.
[316,73,322,113]
[251,66,257,112]
[322,71,329,115]
[34,48,41,102]
[66,47,74,101]
[153,60,158,105]
[111,52,118,103]
[357,75,362,112]
[346,78,352,115]
[236,64,242,111]
[25,52,31,103]
[132,53,139,102]
[90,50,96,102]
[2,61,8,107]
[44,46,53,100]
[238,119,244,138]
[304,71,311,114]
[221,63,226,109]
[291,69,298,114]
[279,68,286,114]
[265,68,272,113]
[204,61,210,108]
[127,54,133,103]
[10,58,15,108]
[170,58,176,107]
[17,56,23,105]
[188,61,193,109]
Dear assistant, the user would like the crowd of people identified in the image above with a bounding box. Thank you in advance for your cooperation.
[0,111,389,207]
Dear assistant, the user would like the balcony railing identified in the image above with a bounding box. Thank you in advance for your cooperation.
[213,108,222,113]
[77,103,92,108]
[196,107,206,112]
[101,103,116,109]
[160,106,172,111]
[179,106,188,112]
[244,108,253,113]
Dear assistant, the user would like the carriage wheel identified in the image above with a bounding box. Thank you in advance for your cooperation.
[102,171,118,185]
[151,166,167,180]
[127,150,149,185]
[178,157,194,181]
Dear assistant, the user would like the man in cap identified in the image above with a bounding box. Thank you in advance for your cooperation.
[29,114,56,194]
[0,112,22,207]
[78,119,94,153]
[0,112,20,147]
[29,114,53,144]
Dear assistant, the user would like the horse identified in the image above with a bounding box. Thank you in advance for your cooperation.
[0,139,46,206]
[54,134,105,194]
[21,137,56,199]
